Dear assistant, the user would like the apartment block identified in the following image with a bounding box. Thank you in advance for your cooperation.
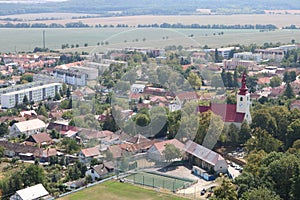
[1,83,62,108]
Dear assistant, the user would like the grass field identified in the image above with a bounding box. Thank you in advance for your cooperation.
[126,172,194,192]
[1,13,300,28]
[0,28,300,53]
[58,180,188,200]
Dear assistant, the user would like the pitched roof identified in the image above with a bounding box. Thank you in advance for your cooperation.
[81,147,100,157]
[19,110,37,117]
[177,91,199,102]
[92,164,109,176]
[151,139,184,155]
[126,134,150,144]
[29,132,52,143]
[13,119,46,133]
[184,140,226,166]
[198,103,245,123]
[0,141,41,157]
[15,184,49,200]
[108,145,122,158]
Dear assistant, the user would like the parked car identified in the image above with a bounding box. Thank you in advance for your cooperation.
[200,188,206,195]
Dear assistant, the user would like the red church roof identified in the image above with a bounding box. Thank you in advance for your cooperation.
[198,103,245,123]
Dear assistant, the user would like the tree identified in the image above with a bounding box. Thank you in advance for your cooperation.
[0,122,8,137]
[90,158,100,166]
[135,113,150,127]
[286,119,300,148]
[213,176,238,200]
[270,76,282,88]
[62,138,80,154]
[37,104,48,117]
[215,48,220,63]
[240,187,281,200]
[22,164,45,187]
[20,74,33,83]
[162,144,182,162]
[283,83,295,99]
[22,95,29,105]
[187,72,202,90]
[239,121,251,144]
[246,128,283,153]
[54,92,61,101]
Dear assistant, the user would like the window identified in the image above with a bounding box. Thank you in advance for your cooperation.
[240,97,243,101]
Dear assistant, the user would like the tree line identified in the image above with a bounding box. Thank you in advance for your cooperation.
[0,22,279,30]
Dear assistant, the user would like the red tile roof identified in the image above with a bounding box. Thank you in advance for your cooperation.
[198,103,245,123]
[152,139,184,155]
[81,147,100,157]
[177,91,199,102]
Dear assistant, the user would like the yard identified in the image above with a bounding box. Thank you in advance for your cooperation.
[58,180,188,200]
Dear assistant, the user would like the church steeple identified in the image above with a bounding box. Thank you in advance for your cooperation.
[238,72,248,95]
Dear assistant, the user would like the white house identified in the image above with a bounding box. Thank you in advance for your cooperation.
[130,84,146,94]
[10,184,50,200]
[148,139,184,162]
[10,119,46,137]
[85,161,115,181]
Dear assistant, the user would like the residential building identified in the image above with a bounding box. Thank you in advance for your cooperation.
[254,48,285,62]
[223,58,257,70]
[10,119,46,137]
[10,184,50,200]
[1,83,62,108]
[25,132,52,146]
[131,84,146,94]
[148,139,184,162]
[53,68,87,86]
[85,162,115,181]
[0,140,41,159]
[79,147,101,163]
[184,140,228,174]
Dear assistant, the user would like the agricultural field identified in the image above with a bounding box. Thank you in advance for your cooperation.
[1,14,300,28]
[0,28,300,53]
[58,180,188,200]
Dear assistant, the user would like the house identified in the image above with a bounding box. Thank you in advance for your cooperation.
[19,110,37,118]
[79,147,101,163]
[85,162,115,181]
[64,179,86,190]
[131,84,146,94]
[198,73,252,125]
[148,139,184,162]
[290,100,300,110]
[107,145,123,159]
[10,119,46,137]
[40,148,58,162]
[25,132,52,146]
[184,140,228,174]
[0,141,41,159]
[10,184,50,200]
[176,91,199,107]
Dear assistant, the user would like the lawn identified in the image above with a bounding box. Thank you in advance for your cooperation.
[58,180,188,200]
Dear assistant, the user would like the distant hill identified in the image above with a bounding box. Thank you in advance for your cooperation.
[0,0,299,16]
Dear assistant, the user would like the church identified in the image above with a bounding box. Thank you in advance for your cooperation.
[198,73,252,126]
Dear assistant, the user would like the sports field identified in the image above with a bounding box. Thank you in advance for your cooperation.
[58,180,188,200]
[0,28,299,53]
[125,171,195,192]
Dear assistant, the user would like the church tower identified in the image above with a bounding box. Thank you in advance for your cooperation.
[236,73,251,123]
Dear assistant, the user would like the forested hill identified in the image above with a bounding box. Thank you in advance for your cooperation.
[0,0,299,16]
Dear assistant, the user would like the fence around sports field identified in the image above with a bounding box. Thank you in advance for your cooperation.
[125,171,197,192]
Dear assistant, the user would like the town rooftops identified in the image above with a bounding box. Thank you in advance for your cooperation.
[13,119,46,133]
[81,147,100,157]
[184,140,225,166]
[14,184,49,200]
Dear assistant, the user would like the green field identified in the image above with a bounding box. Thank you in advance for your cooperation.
[58,180,188,200]
[126,172,194,192]
[0,28,299,53]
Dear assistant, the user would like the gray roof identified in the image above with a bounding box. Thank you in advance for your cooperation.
[184,140,225,166]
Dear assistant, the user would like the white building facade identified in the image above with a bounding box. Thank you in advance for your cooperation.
[1,83,62,108]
